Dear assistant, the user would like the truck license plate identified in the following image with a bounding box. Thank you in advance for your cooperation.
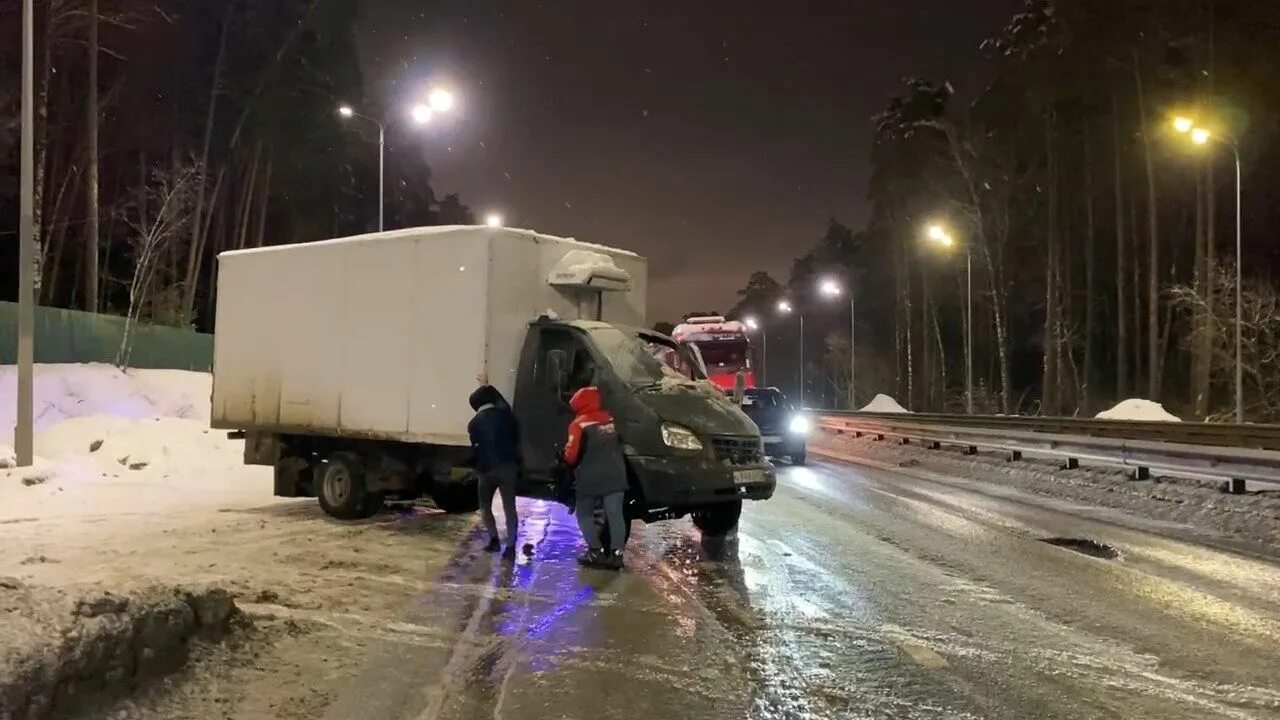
[734,469,766,485]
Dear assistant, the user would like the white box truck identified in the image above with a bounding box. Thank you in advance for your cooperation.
[212,226,775,539]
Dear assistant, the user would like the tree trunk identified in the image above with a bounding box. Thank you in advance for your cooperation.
[85,0,100,312]
[1041,109,1061,416]
[1113,92,1128,398]
[1083,126,1096,414]
[181,4,233,322]
[1192,160,1209,417]
[931,299,948,411]
[1134,59,1160,400]
[920,263,932,410]
[252,154,272,248]
[42,157,81,304]
[1130,194,1142,393]
[234,147,261,251]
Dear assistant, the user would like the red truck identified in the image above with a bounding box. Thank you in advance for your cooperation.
[672,315,754,391]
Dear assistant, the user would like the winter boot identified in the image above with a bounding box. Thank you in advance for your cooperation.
[605,550,624,571]
[577,549,607,567]
[483,537,501,553]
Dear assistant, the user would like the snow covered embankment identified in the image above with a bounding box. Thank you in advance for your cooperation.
[1095,398,1182,422]
[0,364,273,520]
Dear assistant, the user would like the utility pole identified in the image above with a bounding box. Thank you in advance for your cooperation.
[17,0,35,466]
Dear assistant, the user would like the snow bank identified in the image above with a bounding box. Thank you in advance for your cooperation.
[0,364,273,520]
[860,394,911,414]
[0,363,210,444]
[1095,399,1182,423]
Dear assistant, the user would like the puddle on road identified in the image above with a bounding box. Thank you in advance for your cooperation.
[1039,537,1120,560]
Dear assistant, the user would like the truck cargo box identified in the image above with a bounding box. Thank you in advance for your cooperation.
[211,226,646,446]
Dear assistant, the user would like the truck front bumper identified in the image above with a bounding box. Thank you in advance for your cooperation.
[628,455,776,512]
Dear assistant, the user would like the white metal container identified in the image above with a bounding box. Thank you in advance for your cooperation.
[211,226,646,446]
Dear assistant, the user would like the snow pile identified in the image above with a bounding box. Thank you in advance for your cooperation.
[0,363,210,442]
[547,249,632,288]
[1095,399,1182,422]
[860,394,911,414]
[0,364,273,520]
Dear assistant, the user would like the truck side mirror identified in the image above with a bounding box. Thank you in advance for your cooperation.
[547,350,568,397]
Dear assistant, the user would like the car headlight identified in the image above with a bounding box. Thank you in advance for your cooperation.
[661,423,704,451]
[788,415,811,435]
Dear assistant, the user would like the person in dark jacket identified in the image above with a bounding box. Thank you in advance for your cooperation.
[468,385,520,559]
[563,386,628,569]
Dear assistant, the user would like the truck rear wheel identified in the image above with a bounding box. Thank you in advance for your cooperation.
[691,500,742,537]
[317,453,378,520]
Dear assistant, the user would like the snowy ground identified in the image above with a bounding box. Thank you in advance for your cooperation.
[0,365,481,718]
[810,428,1280,554]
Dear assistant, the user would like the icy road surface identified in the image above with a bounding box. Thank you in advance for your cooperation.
[99,459,1280,720]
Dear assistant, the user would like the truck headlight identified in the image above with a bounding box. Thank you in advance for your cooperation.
[661,423,704,451]
[788,415,811,435]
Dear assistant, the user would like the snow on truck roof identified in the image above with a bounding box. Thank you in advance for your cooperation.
[218,225,642,260]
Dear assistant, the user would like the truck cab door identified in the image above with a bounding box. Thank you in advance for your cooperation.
[512,326,597,495]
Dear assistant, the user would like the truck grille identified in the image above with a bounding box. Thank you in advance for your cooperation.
[711,436,763,467]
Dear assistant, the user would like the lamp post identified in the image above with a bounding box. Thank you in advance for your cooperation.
[744,316,763,386]
[818,278,855,409]
[338,88,456,233]
[1173,116,1244,423]
[16,0,34,466]
[777,300,804,406]
[927,224,974,414]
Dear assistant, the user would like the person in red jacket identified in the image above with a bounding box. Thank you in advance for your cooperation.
[563,386,628,569]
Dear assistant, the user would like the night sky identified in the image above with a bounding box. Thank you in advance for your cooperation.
[358,1,1019,322]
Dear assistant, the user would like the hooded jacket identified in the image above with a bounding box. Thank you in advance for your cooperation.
[563,386,628,496]
[467,385,520,473]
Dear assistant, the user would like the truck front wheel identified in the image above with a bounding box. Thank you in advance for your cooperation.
[317,453,379,520]
[691,500,742,537]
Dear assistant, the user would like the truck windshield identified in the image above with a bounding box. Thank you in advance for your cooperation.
[588,327,706,385]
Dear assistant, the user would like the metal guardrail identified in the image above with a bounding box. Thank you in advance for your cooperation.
[816,412,1280,494]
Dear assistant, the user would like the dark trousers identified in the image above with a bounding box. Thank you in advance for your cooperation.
[575,490,625,551]
[477,463,518,546]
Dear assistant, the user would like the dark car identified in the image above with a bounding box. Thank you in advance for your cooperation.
[739,387,808,465]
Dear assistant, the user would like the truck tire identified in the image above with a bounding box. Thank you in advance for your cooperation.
[691,500,742,537]
[431,477,480,514]
[791,449,807,466]
[317,452,378,520]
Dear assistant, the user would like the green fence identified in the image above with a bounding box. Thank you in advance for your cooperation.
[0,302,213,371]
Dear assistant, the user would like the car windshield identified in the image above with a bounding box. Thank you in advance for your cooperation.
[588,327,707,385]
[692,339,748,370]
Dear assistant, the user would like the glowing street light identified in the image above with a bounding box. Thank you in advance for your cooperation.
[927,224,955,247]
[1170,113,1245,422]
[428,87,456,113]
[777,300,793,314]
[925,222,973,414]
[485,213,504,228]
[819,278,842,297]
[743,316,759,331]
[337,88,459,232]
[410,104,433,125]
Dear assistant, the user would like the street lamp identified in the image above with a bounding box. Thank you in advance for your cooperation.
[743,315,763,386]
[485,213,504,228]
[1173,116,1244,422]
[818,277,858,410]
[926,223,974,414]
[776,300,805,406]
[338,87,458,232]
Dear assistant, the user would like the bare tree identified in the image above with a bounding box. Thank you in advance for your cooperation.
[115,164,198,368]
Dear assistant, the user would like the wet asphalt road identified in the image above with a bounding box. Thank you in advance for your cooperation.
[322,458,1280,720]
